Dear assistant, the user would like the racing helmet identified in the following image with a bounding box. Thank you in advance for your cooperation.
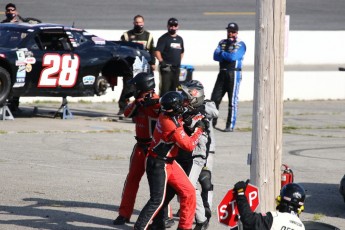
[276,183,306,215]
[128,72,155,97]
[160,91,185,115]
[180,80,205,107]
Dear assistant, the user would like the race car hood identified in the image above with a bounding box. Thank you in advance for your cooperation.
[109,41,151,61]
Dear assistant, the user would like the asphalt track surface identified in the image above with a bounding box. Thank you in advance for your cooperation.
[0,100,344,229]
[1,0,345,30]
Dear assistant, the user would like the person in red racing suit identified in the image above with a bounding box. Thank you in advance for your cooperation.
[113,73,160,225]
[234,181,306,230]
[134,91,207,230]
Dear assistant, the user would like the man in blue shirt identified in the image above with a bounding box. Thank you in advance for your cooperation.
[211,22,246,132]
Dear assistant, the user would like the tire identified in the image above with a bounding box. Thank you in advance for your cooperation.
[95,76,109,96]
[0,66,11,106]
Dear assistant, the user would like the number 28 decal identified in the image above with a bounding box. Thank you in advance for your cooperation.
[38,54,80,88]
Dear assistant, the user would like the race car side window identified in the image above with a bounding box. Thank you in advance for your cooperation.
[37,30,73,51]
[69,31,88,47]
[33,35,44,50]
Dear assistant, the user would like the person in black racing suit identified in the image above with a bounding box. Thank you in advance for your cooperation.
[117,15,156,115]
[234,181,306,230]
[112,72,160,226]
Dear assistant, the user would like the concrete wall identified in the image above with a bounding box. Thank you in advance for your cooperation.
[20,30,345,103]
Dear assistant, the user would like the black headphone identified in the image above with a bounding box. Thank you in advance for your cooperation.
[276,195,304,215]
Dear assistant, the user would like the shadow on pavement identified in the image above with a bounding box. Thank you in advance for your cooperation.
[300,182,344,218]
[304,221,340,230]
[9,105,136,123]
[0,198,136,230]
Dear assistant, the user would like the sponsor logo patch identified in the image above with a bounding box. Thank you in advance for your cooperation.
[82,75,95,85]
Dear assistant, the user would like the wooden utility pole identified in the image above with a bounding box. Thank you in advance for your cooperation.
[250,0,286,212]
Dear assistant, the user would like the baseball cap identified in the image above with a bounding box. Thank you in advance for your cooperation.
[6,3,16,10]
[167,17,178,26]
[226,22,239,31]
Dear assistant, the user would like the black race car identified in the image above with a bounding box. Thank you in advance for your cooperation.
[0,23,150,107]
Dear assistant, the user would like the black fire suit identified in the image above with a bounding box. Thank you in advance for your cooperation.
[236,194,305,230]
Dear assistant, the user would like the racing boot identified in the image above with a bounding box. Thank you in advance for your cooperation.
[193,219,209,230]
[174,209,180,217]
[224,119,233,132]
[113,215,129,225]
[164,217,175,228]
[224,126,234,132]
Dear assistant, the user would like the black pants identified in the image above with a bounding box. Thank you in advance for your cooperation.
[118,75,132,110]
[211,70,241,129]
[150,151,193,226]
[7,96,20,111]
[159,66,180,97]
[134,156,166,229]
[135,155,195,229]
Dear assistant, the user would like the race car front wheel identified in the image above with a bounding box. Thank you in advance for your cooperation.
[0,67,11,107]
[95,76,109,96]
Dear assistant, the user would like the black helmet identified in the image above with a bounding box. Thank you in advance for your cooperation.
[160,91,185,115]
[128,72,155,97]
[180,80,205,107]
[276,183,306,215]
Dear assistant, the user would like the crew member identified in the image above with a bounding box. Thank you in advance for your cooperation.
[113,72,160,225]
[117,15,156,115]
[234,181,306,230]
[155,18,184,96]
[134,91,207,230]
[154,80,218,230]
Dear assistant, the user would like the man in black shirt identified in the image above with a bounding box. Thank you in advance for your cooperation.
[155,17,184,97]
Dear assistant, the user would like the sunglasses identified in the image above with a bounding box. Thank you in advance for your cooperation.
[6,8,16,12]
[169,24,178,27]
[227,30,238,33]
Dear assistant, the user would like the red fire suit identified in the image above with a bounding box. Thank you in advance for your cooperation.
[134,112,203,230]
[117,92,160,219]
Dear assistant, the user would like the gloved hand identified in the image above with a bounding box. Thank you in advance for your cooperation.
[202,118,210,131]
[182,113,193,126]
[143,98,159,107]
[234,181,247,196]
[135,98,144,106]
[159,60,168,68]
[195,120,206,131]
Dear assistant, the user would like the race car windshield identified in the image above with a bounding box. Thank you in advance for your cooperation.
[0,29,28,48]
